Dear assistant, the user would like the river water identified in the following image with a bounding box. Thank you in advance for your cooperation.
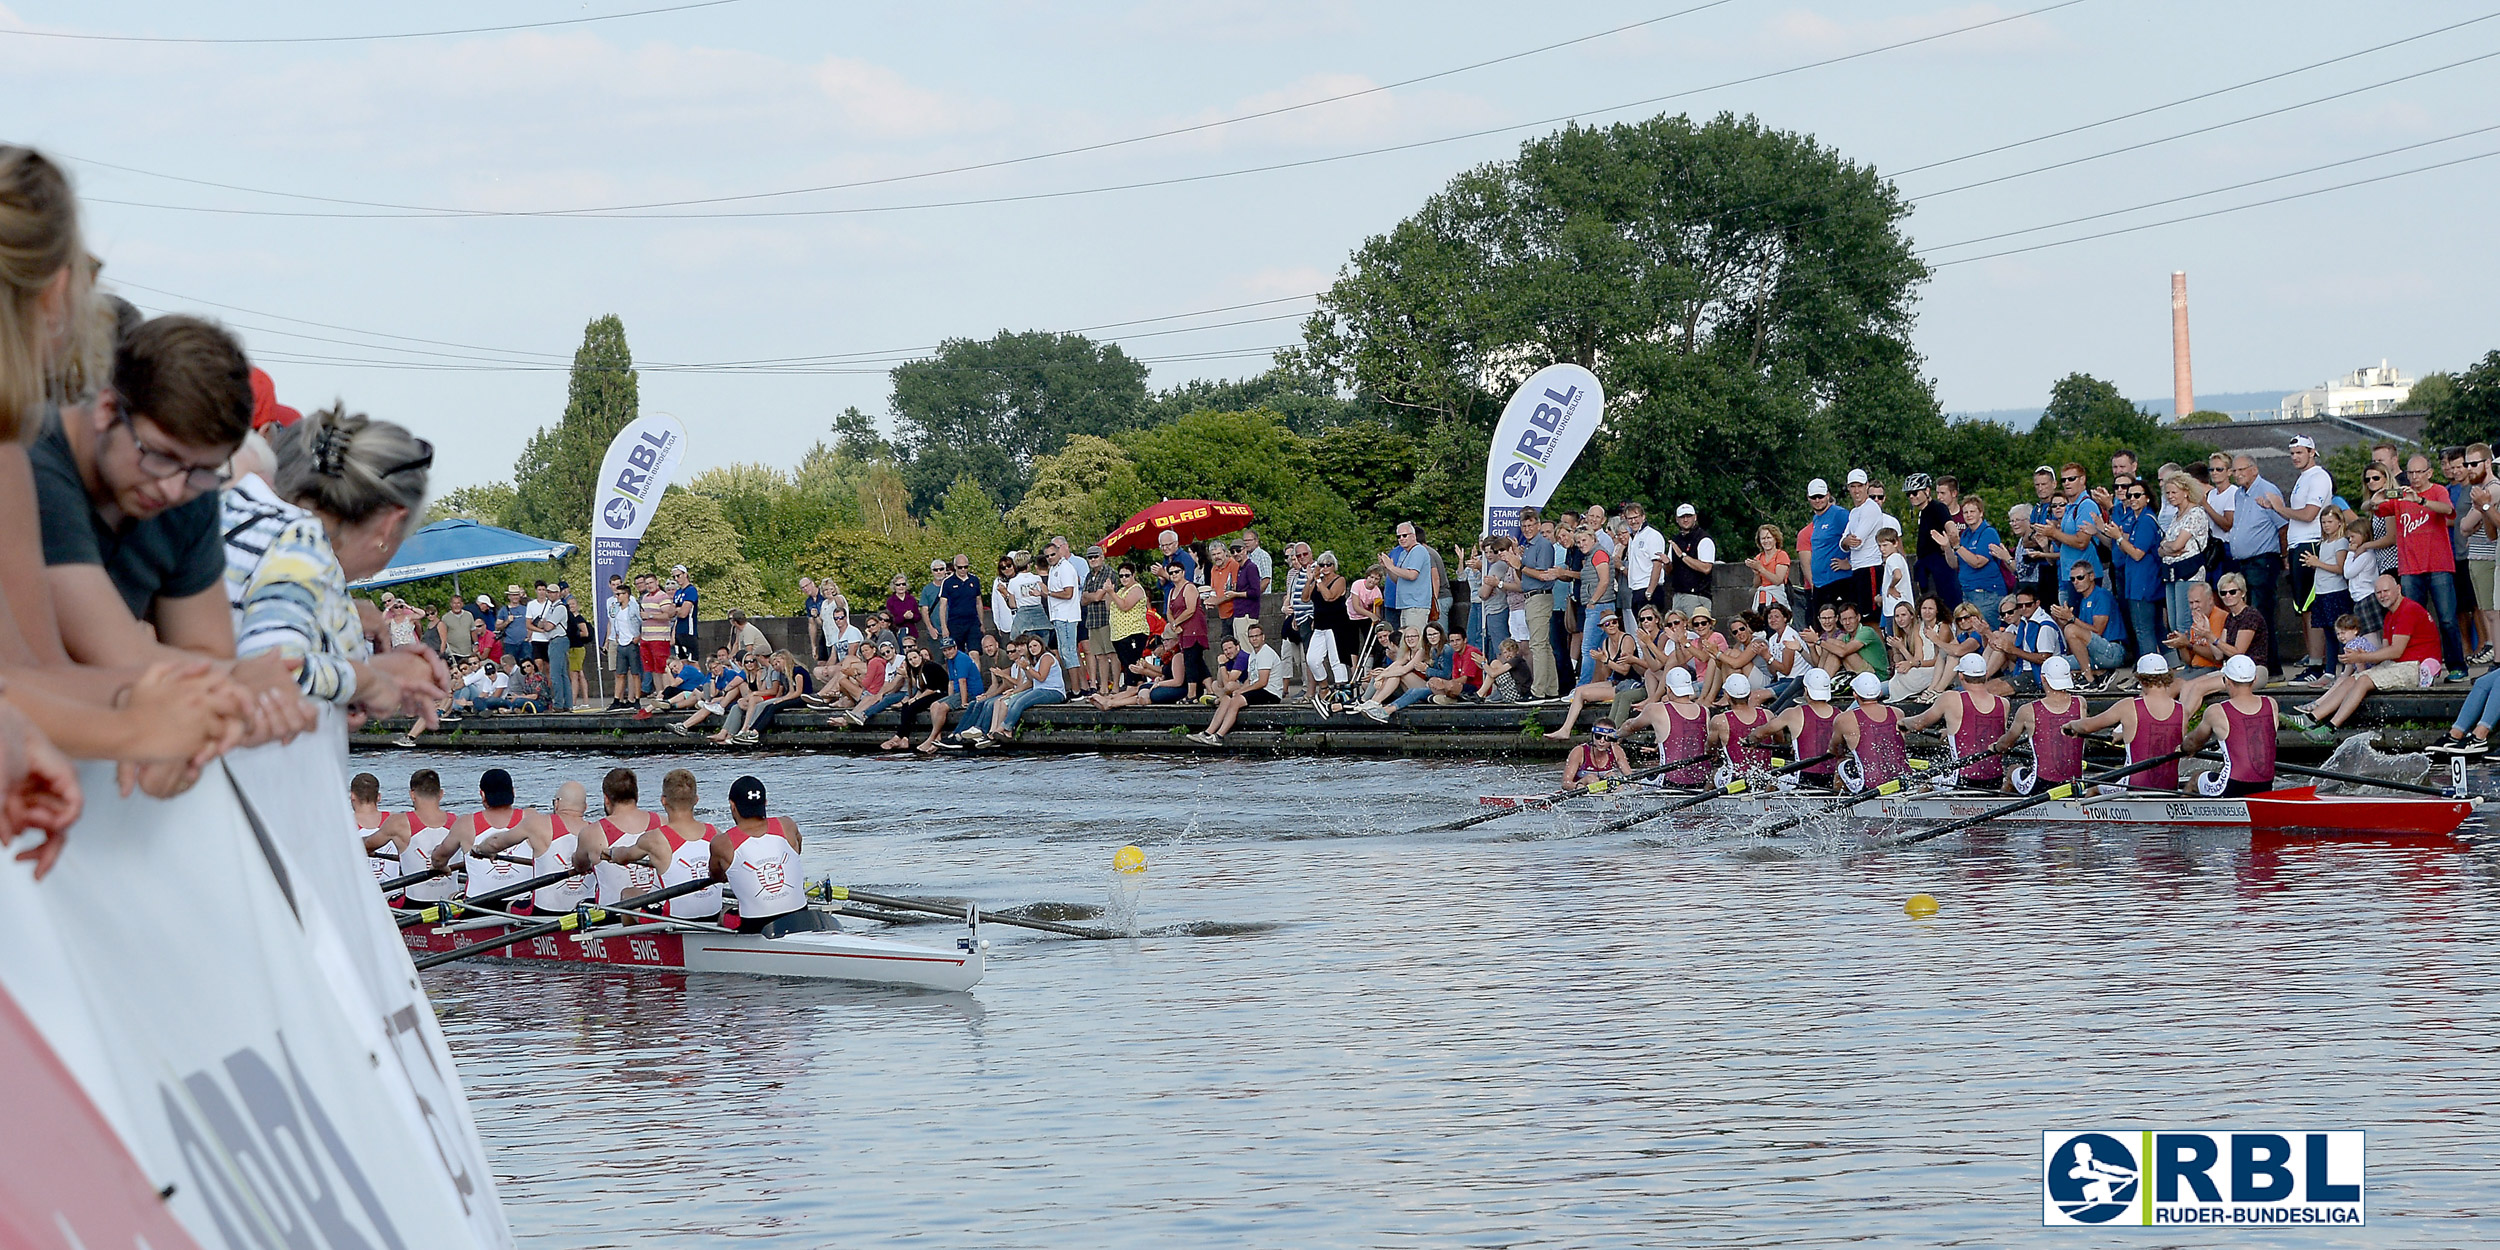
[400,749,2500,1248]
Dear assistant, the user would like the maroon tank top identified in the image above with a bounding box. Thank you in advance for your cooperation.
[1951,692,2007,782]
[1797,704,1837,777]
[1722,707,1774,771]
[2031,696,2085,785]
[2126,697,2184,790]
[2221,699,2277,786]
[1850,704,1910,786]
[1657,703,1711,786]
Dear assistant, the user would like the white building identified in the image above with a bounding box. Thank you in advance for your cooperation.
[2280,361,2413,420]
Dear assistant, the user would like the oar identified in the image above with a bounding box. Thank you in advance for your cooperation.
[1589,751,1840,835]
[1422,752,1713,834]
[812,883,1121,940]
[1873,750,2190,850]
[1747,742,2031,839]
[375,851,534,895]
[396,864,585,929]
[2184,752,2458,798]
[410,878,718,971]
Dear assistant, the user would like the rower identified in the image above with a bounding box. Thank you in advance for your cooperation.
[590,767,664,911]
[710,775,832,937]
[350,772,402,892]
[1561,721,1629,789]
[1712,674,1775,777]
[2182,653,2277,796]
[1749,667,1840,789]
[2062,653,2185,793]
[609,768,723,920]
[1992,656,2085,793]
[1625,669,1711,787]
[470,781,597,915]
[1833,671,1910,789]
[391,769,461,905]
[432,768,534,913]
[1902,654,2007,790]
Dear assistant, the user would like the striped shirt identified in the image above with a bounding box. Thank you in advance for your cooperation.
[221,475,366,705]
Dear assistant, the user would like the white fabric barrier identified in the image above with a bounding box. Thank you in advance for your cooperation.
[0,711,511,1249]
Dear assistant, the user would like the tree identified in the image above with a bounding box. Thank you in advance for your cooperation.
[929,474,1010,559]
[2176,409,2235,426]
[2035,372,2155,445]
[630,490,765,614]
[1006,434,1136,542]
[1305,420,1423,530]
[831,405,894,461]
[2424,354,2500,447]
[508,316,639,540]
[686,462,849,610]
[429,481,516,527]
[1118,409,1366,557]
[889,330,1149,513]
[1143,365,1364,434]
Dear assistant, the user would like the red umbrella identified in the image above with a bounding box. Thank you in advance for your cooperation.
[1100,499,1255,559]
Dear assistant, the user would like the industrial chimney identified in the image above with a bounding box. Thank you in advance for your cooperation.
[2170,271,2195,420]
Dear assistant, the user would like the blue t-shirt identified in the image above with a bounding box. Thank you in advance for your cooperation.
[2074,586,2121,639]
[674,662,705,691]
[2113,505,2161,600]
[2226,479,2287,561]
[1809,505,1849,588]
[1392,544,1434,610]
[498,604,531,649]
[2056,499,2105,584]
[672,584,699,640]
[940,574,983,625]
[947,650,983,698]
[1956,522,2003,599]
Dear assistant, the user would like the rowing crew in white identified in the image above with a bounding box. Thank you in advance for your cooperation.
[353,765,827,937]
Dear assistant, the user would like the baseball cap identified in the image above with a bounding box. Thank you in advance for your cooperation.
[1802,667,1834,700]
[1665,668,1695,697]
[728,774,767,819]
[1723,673,1752,700]
[1675,503,1697,518]
[1846,469,1869,486]
[2034,465,2055,476]
[2042,656,2075,691]
[1904,472,1933,492]
[1806,478,1830,499]
[2222,654,2259,684]
[672,564,689,575]
[2289,435,2317,450]
[2136,653,2172,676]
[941,636,959,650]
[1957,652,1987,677]
[1851,671,1883,701]
[1087,544,1104,557]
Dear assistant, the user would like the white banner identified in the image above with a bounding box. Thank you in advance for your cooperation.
[0,718,512,1249]
[1481,363,1604,539]
[592,414,689,645]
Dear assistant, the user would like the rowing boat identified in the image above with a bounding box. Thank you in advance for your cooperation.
[1486,783,2479,835]
[400,908,987,991]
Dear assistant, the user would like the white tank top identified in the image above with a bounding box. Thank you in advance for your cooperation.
[534,817,594,911]
[358,812,392,886]
[724,820,804,922]
[463,811,529,898]
[400,814,460,903]
[658,824,723,919]
[594,815,664,906]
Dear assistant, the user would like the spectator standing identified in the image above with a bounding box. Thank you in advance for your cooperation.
[800,576,824,659]
[1570,525,1615,686]
[530,582,572,711]
[2158,472,2211,650]
[637,572,675,680]
[1910,474,1963,613]
[1281,543,1316,691]
[1621,502,1666,617]
[1517,507,1562,698]
[884,571,926,643]
[1478,535,1520,660]
[1748,523,1790,613]
[670,565,700,656]
[1840,469,1885,616]
[2050,464,2106,604]
[2444,446,2481,660]
[1806,478,1850,615]
[2463,444,2500,663]
[2268,436,2334,681]
[1044,536,1086,686]
[2216,454,2285,671]
[1237,530,1273,620]
[1206,539,1241,643]
[939,555,983,647]
[607,578,641,706]
[495,584,530,659]
[2375,453,2467,681]
[2102,477,2163,664]
[440,597,477,665]
[1080,544,1117,693]
[920,560,947,639]
[1955,496,2011,628]
[1155,529,1197,610]
[1663,503,1714,619]
[1381,521,1432,639]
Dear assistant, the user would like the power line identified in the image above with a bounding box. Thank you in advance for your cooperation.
[76,0,2092,221]
[0,0,745,46]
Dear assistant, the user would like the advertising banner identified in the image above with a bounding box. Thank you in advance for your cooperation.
[591,414,689,644]
[1481,363,1604,539]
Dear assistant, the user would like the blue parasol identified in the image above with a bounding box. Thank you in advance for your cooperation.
[349,518,575,591]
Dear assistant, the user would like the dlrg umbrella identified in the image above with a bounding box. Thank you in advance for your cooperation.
[1100,499,1255,559]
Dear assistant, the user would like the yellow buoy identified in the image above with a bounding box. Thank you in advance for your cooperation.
[1904,893,1939,918]
[1112,845,1148,874]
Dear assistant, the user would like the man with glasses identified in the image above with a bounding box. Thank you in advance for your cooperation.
[2257,436,2334,681]
[2375,453,2469,682]
[939,554,982,649]
[1839,469,1885,618]
[2046,463,2106,607]
[2219,455,2287,674]
[1987,588,2064,695]
[2461,443,2500,665]
[1379,521,1432,641]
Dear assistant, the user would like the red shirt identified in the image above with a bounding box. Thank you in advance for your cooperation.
[2375,497,2458,576]
[1451,644,1486,685]
[2382,596,2442,665]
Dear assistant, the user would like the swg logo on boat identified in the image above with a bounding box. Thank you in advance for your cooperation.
[2043,1130,2363,1226]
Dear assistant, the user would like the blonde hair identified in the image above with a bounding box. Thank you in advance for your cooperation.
[274,404,431,527]
[2162,469,2208,506]
[0,147,105,439]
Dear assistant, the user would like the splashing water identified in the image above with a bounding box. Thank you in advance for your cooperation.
[1103,866,1147,936]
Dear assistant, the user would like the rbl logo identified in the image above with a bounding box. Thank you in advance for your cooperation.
[2043,1130,2363,1227]
[602,496,637,529]
[1501,462,1539,498]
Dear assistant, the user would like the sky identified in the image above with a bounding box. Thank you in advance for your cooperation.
[7,0,2497,492]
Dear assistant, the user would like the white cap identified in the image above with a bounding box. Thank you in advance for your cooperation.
[1802,667,1834,700]
[2135,652,2171,676]
[1851,671,1883,701]
[1957,652,1987,677]
[1807,478,1830,499]
[2223,654,2258,684]
[1723,673,1752,700]
[2289,435,2317,450]
[1675,503,1696,518]
[1846,468,1869,486]
[1665,668,1695,697]
[2042,656,2075,691]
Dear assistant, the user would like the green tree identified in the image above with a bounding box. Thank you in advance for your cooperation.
[889,330,1150,513]
[1143,364,1364,434]
[929,474,1010,558]
[2035,372,2155,445]
[1006,434,1136,542]
[630,490,765,614]
[1305,420,1421,524]
[2424,354,2500,447]
[429,481,516,526]
[508,315,639,539]
[1118,409,1366,556]
[2176,409,2235,426]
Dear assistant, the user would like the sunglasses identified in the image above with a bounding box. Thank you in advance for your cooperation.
[2220,588,2245,596]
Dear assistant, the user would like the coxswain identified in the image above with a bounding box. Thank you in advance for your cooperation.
[1749,667,1840,789]
[391,769,461,905]
[1833,671,1910,788]
[711,775,832,937]
[1561,721,1629,789]
[1992,656,2085,792]
[468,780,596,915]
[2181,654,2276,796]
[432,768,534,912]
[1902,654,2008,790]
[590,767,664,912]
[1712,674,1775,777]
[350,772,402,892]
[608,768,723,920]
[1624,669,1711,787]
[2062,653,2185,793]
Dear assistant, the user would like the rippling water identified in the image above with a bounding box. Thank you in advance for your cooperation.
[395,749,2500,1247]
